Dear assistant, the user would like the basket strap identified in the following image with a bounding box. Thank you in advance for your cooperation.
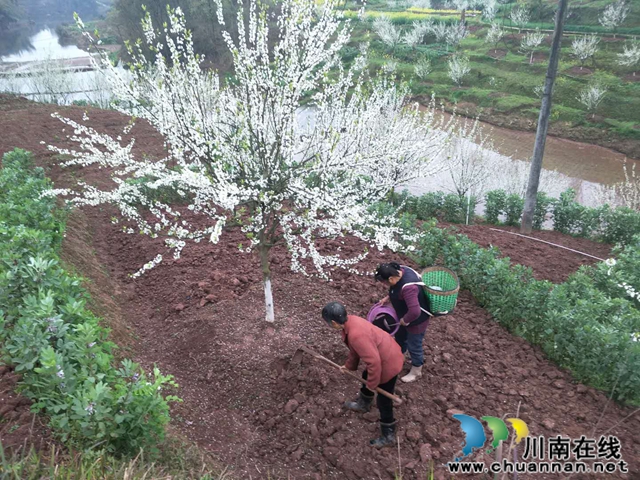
[402,265,422,278]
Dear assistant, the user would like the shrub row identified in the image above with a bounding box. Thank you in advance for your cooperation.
[485,188,640,246]
[399,217,640,404]
[0,149,178,455]
[391,190,478,224]
[392,188,640,246]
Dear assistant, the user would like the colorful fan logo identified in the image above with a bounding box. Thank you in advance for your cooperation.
[452,413,530,462]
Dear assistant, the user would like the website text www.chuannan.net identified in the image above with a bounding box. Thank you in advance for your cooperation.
[447,459,630,475]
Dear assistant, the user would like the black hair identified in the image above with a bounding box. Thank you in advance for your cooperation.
[322,301,348,325]
[374,262,402,282]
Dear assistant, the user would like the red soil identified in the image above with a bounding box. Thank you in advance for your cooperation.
[566,66,594,76]
[447,224,612,284]
[0,366,54,456]
[1,95,638,479]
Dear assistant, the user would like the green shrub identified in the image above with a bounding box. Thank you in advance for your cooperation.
[591,235,640,310]
[549,189,640,245]
[533,191,553,230]
[602,207,640,246]
[552,188,584,235]
[416,191,445,220]
[505,193,524,226]
[484,189,506,224]
[0,149,179,455]
[442,194,463,223]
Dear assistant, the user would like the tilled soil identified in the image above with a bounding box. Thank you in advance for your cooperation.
[1,95,639,479]
[0,366,53,456]
[444,224,613,284]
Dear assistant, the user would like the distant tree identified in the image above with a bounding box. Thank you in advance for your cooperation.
[577,83,607,117]
[445,21,468,50]
[571,35,600,70]
[599,0,629,38]
[485,21,505,53]
[373,15,402,50]
[618,41,640,76]
[404,21,429,48]
[520,29,546,64]
[510,5,530,33]
[448,53,471,85]
[414,56,432,78]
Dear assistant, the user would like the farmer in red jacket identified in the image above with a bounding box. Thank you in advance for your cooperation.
[322,301,404,448]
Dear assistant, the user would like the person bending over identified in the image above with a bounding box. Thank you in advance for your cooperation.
[321,301,403,448]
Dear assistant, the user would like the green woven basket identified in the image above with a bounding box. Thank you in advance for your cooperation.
[421,266,460,314]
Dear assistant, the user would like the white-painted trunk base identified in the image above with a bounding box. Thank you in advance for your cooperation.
[264,277,275,323]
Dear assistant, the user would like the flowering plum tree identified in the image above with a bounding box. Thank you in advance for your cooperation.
[448,53,471,85]
[48,0,451,322]
[599,0,629,38]
[520,29,545,64]
[510,6,530,33]
[485,22,505,53]
[373,15,402,50]
[618,42,640,76]
[571,35,600,70]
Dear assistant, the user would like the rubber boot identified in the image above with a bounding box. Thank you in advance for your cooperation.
[401,365,423,383]
[344,391,374,413]
[370,421,397,448]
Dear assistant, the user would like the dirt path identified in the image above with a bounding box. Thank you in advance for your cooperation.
[1,95,638,479]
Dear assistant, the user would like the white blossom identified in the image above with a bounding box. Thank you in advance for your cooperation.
[404,24,425,48]
[414,56,432,79]
[50,1,454,322]
[510,6,530,33]
[373,15,401,49]
[571,35,600,69]
[485,22,505,50]
[448,53,471,85]
[599,0,629,37]
[577,83,607,114]
[618,42,640,75]
[520,29,545,64]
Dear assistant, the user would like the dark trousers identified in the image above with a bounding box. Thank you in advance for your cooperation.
[361,370,397,424]
[394,326,407,349]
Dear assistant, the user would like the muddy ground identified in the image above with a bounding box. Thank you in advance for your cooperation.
[1,95,639,479]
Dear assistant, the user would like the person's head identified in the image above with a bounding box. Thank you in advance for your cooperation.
[374,262,403,286]
[322,301,348,330]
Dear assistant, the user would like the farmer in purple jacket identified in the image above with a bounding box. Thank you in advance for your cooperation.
[375,262,432,383]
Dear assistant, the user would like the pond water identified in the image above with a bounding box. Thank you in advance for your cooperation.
[0,28,124,106]
[406,111,635,209]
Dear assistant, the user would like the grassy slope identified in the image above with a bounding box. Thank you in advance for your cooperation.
[343,1,640,153]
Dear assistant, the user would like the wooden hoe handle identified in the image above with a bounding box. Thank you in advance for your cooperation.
[299,346,403,405]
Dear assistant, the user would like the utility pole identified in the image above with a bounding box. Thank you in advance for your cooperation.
[520,0,569,234]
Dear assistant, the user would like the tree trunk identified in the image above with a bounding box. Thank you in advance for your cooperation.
[260,245,275,323]
[530,51,534,64]
[521,0,569,234]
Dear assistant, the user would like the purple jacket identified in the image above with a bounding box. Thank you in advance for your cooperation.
[398,283,430,334]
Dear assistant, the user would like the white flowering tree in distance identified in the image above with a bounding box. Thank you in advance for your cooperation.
[47,0,451,322]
